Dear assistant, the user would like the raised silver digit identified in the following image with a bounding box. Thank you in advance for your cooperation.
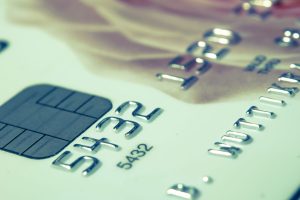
[290,63,300,70]
[234,118,264,131]
[186,40,229,60]
[244,55,267,71]
[203,28,241,45]
[52,151,100,176]
[208,142,240,158]
[233,0,280,19]
[257,58,281,74]
[267,83,299,97]
[246,106,276,119]
[278,72,300,84]
[259,96,286,106]
[221,130,251,144]
[283,28,300,39]
[96,117,141,139]
[195,58,211,74]
[250,0,280,7]
[275,28,300,47]
[74,137,120,152]
[115,101,162,121]
[275,36,298,47]
[167,184,200,200]
[156,73,198,90]
[169,55,197,71]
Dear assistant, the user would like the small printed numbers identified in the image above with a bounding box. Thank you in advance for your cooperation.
[117,143,153,170]
[126,156,139,163]
[137,143,153,152]
[117,162,132,170]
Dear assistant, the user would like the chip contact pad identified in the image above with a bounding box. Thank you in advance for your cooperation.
[0,84,112,159]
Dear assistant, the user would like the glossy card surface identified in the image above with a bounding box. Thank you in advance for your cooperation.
[0,0,300,200]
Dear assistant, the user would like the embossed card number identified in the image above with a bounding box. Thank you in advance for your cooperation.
[52,99,161,176]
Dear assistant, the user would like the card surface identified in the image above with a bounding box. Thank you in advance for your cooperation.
[0,0,300,200]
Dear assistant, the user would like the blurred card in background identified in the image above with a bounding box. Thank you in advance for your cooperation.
[5,0,300,103]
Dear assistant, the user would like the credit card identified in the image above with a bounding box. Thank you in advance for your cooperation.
[1,0,300,199]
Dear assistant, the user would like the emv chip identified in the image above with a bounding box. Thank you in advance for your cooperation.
[0,84,112,159]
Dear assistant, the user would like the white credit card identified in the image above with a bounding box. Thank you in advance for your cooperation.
[0,1,300,200]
